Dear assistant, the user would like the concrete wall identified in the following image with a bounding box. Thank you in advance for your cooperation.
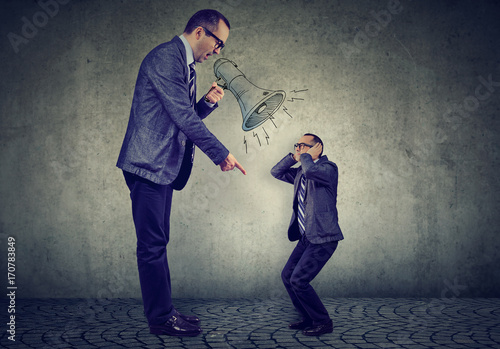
[1,0,499,299]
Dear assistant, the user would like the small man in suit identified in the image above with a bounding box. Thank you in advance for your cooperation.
[117,10,246,337]
[271,133,344,336]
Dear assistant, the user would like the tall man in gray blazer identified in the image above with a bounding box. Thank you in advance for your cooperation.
[271,133,344,336]
[117,10,246,337]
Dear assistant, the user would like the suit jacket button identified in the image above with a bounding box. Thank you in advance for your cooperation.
[181,141,186,146]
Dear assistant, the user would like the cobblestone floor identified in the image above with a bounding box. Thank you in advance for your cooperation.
[1,298,499,348]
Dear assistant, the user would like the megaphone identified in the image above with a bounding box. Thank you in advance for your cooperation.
[214,58,286,131]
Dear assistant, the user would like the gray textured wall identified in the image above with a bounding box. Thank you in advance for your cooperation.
[1,0,499,299]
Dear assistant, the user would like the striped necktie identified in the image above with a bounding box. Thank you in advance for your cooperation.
[298,174,306,235]
[189,62,196,106]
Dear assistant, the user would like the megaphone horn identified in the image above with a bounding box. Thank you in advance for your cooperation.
[214,58,286,131]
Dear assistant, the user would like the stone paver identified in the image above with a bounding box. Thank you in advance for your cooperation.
[0,298,499,348]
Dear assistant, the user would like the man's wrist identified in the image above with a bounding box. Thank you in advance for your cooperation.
[204,95,216,107]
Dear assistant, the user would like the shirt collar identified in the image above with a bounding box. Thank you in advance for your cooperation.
[179,34,195,67]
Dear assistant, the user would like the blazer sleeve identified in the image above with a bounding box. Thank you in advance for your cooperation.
[300,153,337,186]
[271,153,299,184]
[144,45,229,165]
[196,98,217,120]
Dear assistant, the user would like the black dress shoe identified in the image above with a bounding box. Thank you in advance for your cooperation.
[150,314,202,337]
[289,319,313,330]
[302,319,333,336]
[176,310,200,324]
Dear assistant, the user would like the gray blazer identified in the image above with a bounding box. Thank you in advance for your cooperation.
[117,36,229,185]
[271,153,344,244]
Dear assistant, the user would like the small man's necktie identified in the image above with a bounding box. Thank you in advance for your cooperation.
[189,62,196,106]
[298,174,306,235]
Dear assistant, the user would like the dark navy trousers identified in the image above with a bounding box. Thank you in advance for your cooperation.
[123,171,176,326]
[281,235,338,325]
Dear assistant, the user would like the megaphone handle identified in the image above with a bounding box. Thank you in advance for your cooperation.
[216,77,227,90]
[204,81,227,102]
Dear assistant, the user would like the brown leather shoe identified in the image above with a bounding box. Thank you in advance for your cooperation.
[302,319,333,336]
[176,310,200,324]
[150,314,202,337]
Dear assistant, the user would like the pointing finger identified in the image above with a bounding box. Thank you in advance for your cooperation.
[235,161,247,175]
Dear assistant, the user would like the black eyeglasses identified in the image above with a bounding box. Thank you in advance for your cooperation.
[201,27,225,50]
[294,143,314,149]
